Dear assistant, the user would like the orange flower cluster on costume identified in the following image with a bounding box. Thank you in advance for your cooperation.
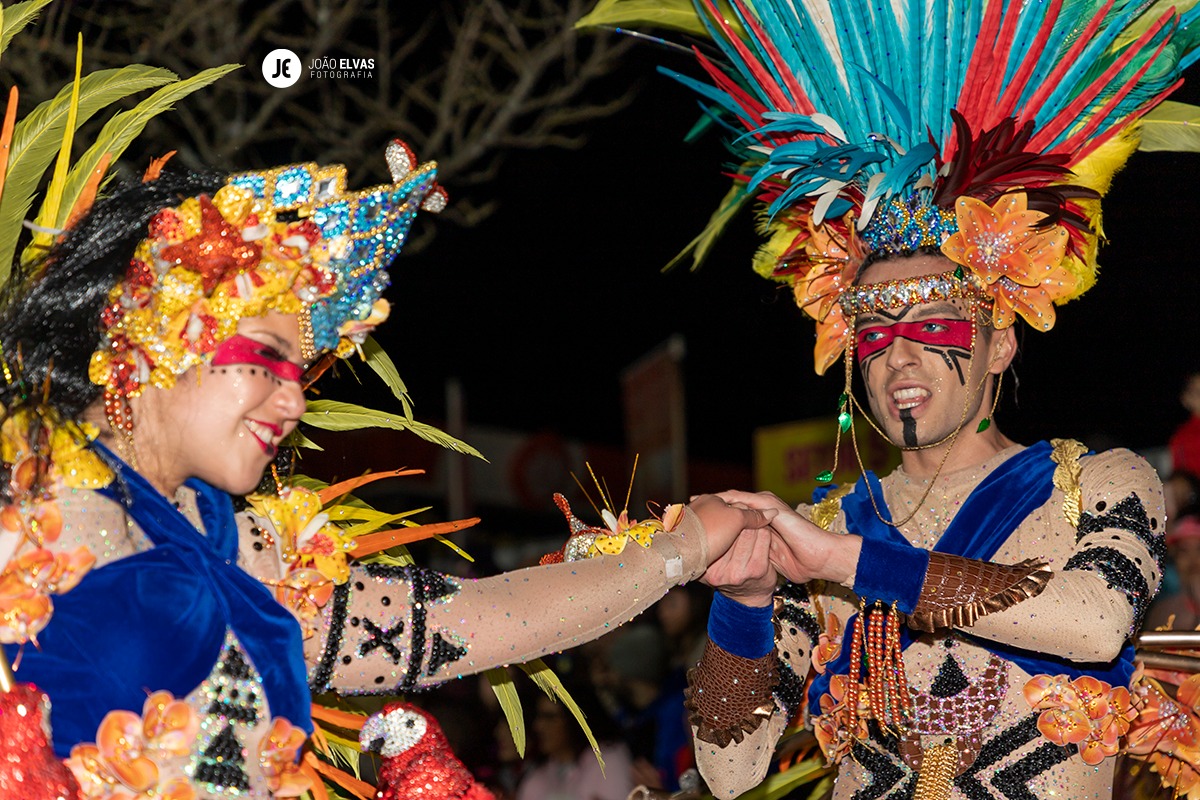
[940,193,1075,332]
[257,718,311,797]
[0,407,109,644]
[812,674,870,764]
[1023,673,1136,764]
[246,486,353,638]
[541,493,684,564]
[1126,669,1200,799]
[88,184,340,400]
[812,612,843,675]
[66,691,200,800]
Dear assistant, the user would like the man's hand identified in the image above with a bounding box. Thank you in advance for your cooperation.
[702,528,776,607]
[717,490,862,586]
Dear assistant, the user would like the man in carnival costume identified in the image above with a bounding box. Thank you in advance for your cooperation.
[581,0,1200,797]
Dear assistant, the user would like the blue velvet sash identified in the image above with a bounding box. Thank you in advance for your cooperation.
[807,441,1136,708]
[4,444,311,757]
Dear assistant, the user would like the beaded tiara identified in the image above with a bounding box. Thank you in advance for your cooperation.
[599,0,1200,372]
[90,140,445,402]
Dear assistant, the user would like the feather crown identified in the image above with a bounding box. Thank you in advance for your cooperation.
[605,0,1200,373]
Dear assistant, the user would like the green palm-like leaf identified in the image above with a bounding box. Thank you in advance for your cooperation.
[518,658,605,770]
[302,399,485,459]
[730,756,830,800]
[362,335,413,419]
[41,64,240,235]
[486,667,526,757]
[0,0,53,57]
[0,64,177,280]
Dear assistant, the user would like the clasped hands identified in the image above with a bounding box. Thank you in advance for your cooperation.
[691,491,862,608]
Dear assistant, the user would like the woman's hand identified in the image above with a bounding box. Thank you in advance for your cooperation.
[717,490,861,586]
[688,493,776,565]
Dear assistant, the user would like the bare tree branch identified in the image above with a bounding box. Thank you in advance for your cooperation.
[0,0,635,248]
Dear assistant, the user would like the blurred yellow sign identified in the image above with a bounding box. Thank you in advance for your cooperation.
[754,418,900,507]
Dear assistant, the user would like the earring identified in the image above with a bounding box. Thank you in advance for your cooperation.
[103,389,138,468]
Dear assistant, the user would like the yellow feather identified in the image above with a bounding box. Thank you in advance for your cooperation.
[28,33,83,259]
[752,219,798,281]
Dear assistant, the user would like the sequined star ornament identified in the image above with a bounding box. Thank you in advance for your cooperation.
[360,702,494,800]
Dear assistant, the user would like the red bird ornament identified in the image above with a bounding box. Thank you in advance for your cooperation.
[360,701,494,800]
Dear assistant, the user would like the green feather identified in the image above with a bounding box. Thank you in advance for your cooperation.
[362,335,414,419]
[41,64,239,235]
[1138,101,1200,152]
[0,0,53,56]
[518,658,605,771]
[576,0,706,34]
[665,181,752,272]
[486,668,526,757]
[726,754,830,800]
[302,399,485,459]
[0,64,177,282]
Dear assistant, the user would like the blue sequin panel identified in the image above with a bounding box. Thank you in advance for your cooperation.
[352,191,388,234]
[228,174,266,198]
[273,166,313,208]
[312,200,351,237]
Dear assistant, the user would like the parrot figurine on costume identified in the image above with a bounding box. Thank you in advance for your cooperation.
[360,701,494,800]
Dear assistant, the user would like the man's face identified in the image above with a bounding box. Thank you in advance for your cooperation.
[854,254,1009,448]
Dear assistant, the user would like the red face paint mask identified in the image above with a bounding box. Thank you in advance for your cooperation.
[855,319,973,362]
[211,335,304,382]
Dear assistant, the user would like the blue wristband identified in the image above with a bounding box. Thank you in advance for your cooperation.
[708,591,775,659]
[852,536,930,613]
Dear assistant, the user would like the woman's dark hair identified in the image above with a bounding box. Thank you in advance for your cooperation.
[0,168,224,417]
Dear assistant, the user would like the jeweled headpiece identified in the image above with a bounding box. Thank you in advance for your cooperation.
[89,140,445,402]
[592,0,1200,372]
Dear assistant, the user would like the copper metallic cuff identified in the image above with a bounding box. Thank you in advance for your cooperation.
[684,637,776,747]
[907,553,1052,633]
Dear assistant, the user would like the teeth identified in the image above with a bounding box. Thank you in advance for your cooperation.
[245,420,274,443]
[892,387,929,410]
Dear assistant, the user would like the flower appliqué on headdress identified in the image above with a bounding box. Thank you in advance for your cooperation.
[940,193,1075,331]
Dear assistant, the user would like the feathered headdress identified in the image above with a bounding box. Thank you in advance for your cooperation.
[583,0,1200,373]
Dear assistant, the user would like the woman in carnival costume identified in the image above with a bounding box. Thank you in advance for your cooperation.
[581,0,1200,797]
[0,140,773,799]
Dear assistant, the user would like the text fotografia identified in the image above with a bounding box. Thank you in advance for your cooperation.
[309,57,375,79]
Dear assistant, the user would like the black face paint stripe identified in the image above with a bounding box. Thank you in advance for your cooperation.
[921,345,971,384]
[900,408,918,446]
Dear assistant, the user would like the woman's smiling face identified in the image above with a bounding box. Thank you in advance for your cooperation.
[132,310,308,496]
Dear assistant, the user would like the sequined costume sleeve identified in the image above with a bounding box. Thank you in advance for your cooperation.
[936,448,1165,661]
[305,508,710,694]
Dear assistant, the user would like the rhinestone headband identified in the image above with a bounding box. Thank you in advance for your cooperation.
[838,269,991,317]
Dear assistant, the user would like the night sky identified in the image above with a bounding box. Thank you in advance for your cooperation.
[372,40,1200,469]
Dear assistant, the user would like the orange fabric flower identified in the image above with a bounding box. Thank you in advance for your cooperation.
[813,674,869,764]
[1024,673,1135,764]
[812,612,843,675]
[940,193,1075,332]
[257,717,312,796]
[0,546,94,644]
[789,218,862,375]
[65,691,199,800]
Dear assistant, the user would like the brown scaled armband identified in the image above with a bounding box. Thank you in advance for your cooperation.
[908,553,1052,633]
[684,638,776,747]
